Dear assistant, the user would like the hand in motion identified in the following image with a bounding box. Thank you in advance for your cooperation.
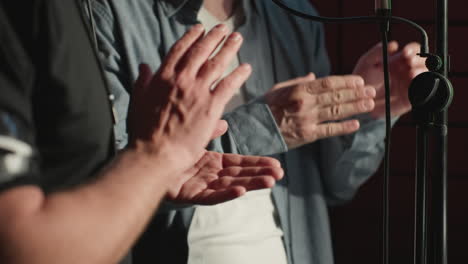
[127,24,284,204]
[128,24,252,173]
[353,41,428,118]
[164,120,284,205]
[265,74,377,149]
[167,150,284,205]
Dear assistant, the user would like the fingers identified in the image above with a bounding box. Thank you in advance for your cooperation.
[193,172,281,205]
[221,153,282,168]
[402,42,422,58]
[131,25,252,163]
[193,187,247,205]
[212,63,252,109]
[198,32,244,86]
[161,24,205,76]
[361,41,400,65]
[307,75,365,94]
[134,64,153,93]
[209,174,277,190]
[313,120,360,140]
[210,120,228,140]
[271,73,316,91]
[129,64,155,137]
[218,166,284,180]
[315,85,376,106]
[318,98,375,122]
[178,24,230,76]
[266,74,376,148]
[389,42,426,71]
[388,41,400,54]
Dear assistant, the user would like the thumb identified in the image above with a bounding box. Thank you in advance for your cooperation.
[128,64,153,141]
[210,120,229,140]
[134,64,153,94]
[270,72,316,91]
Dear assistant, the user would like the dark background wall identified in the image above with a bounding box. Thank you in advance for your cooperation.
[307,0,468,263]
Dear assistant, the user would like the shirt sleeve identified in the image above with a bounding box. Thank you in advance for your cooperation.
[320,115,398,205]
[208,98,288,155]
[0,6,39,192]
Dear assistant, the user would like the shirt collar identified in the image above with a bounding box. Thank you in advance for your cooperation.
[160,0,200,17]
[160,0,259,20]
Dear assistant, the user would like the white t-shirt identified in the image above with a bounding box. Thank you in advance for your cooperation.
[187,6,288,264]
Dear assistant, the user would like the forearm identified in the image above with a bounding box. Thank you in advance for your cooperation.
[1,148,179,264]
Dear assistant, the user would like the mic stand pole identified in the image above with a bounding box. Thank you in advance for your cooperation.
[409,0,452,263]
[433,0,449,263]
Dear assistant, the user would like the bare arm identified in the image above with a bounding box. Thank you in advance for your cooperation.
[0,149,175,264]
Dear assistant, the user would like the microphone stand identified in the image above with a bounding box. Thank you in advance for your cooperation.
[408,0,452,263]
[433,1,449,263]
[270,1,453,263]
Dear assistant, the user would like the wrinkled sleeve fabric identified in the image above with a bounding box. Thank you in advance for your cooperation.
[209,99,288,155]
[320,115,392,205]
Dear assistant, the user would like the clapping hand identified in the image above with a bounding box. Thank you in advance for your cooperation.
[353,41,428,118]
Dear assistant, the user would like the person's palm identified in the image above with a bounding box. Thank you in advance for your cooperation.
[166,151,283,205]
[353,41,428,118]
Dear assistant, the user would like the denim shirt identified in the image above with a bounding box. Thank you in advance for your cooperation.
[92,1,387,263]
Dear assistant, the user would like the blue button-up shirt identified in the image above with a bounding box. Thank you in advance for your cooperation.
[92,0,388,263]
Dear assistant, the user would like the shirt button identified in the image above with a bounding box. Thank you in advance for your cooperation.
[109,94,115,101]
